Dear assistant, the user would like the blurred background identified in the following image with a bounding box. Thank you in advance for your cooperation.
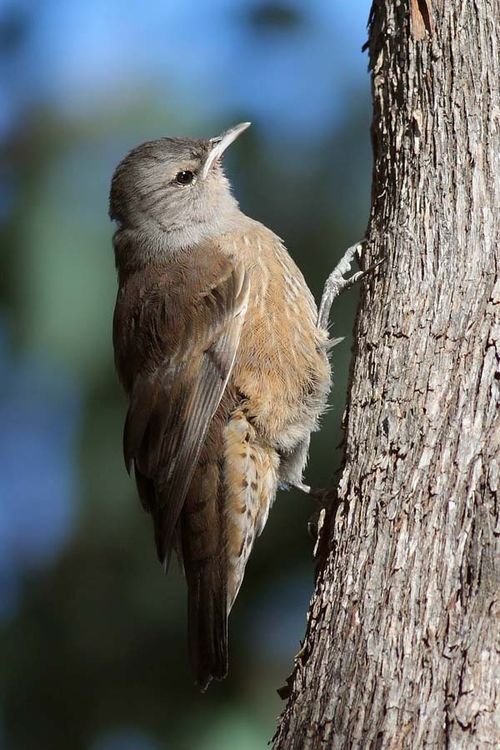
[0,1,372,748]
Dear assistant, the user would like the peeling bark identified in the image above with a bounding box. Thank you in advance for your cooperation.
[273,1,499,748]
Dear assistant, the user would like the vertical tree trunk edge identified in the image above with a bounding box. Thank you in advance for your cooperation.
[273,2,499,748]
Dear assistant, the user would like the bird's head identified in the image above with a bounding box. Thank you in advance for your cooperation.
[110,122,250,251]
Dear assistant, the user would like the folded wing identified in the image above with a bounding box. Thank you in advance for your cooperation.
[123,262,250,566]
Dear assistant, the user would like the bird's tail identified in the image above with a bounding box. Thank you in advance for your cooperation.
[181,433,229,691]
[182,407,278,690]
[186,557,228,691]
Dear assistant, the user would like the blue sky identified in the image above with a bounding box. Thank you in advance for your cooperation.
[4,0,370,137]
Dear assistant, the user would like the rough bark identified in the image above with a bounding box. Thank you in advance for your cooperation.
[273,2,499,748]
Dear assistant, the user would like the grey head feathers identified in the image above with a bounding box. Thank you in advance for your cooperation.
[110,124,251,256]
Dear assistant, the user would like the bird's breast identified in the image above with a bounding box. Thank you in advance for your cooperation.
[232,238,330,452]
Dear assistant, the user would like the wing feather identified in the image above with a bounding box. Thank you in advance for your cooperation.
[123,262,250,565]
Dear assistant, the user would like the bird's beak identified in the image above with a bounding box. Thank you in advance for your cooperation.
[201,122,251,179]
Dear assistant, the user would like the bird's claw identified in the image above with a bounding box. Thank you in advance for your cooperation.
[291,480,336,504]
[318,240,383,331]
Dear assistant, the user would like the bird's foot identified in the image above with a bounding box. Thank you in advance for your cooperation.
[317,240,383,331]
[290,480,335,505]
[289,481,338,546]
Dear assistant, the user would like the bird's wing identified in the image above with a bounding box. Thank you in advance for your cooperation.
[123,262,250,565]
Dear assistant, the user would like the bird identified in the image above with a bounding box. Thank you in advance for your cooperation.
[110,122,331,690]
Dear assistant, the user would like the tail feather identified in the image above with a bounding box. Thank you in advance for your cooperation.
[181,407,278,690]
[181,427,230,690]
[187,561,228,691]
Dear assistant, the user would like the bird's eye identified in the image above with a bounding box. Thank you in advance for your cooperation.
[175,170,195,185]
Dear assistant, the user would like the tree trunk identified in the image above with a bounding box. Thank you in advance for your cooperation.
[273,2,499,748]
